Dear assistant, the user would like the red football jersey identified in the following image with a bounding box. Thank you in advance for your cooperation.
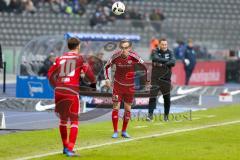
[104,51,150,86]
[48,52,96,91]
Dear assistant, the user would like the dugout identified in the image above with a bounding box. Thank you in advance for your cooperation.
[16,33,141,99]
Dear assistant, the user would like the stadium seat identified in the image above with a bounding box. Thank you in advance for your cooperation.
[0,1,239,49]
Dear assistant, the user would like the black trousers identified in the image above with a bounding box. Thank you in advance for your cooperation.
[149,94,170,115]
[185,65,195,85]
[148,75,171,116]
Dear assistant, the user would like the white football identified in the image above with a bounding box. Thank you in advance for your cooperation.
[112,1,125,15]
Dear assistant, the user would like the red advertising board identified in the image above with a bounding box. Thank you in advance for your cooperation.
[171,61,226,86]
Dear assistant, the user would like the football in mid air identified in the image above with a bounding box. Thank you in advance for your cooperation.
[112,1,125,15]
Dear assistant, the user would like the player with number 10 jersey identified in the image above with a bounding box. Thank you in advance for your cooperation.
[48,37,96,157]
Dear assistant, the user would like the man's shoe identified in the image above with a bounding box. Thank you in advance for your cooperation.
[121,131,131,138]
[146,114,153,122]
[63,147,69,154]
[112,132,119,138]
[65,150,80,157]
[164,114,169,122]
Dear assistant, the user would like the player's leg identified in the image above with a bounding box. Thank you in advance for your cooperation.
[121,92,134,138]
[67,94,80,156]
[68,121,78,150]
[121,101,132,138]
[65,120,79,157]
[111,85,122,138]
[59,120,68,154]
[112,97,121,138]
[55,90,69,154]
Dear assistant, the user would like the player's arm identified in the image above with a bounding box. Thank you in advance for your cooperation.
[82,63,97,89]
[104,58,112,80]
[77,55,95,83]
[77,55,96,89]
[47,57,59,88]
[104,53,119,80]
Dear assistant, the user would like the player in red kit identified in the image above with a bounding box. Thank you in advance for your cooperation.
[105,39,150,138]
[48,37,96,157]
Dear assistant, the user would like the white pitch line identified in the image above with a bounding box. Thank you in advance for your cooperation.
[206,115,216,118]
[7,119,58,127]
[134,125,148,129]
[15,120,240,160]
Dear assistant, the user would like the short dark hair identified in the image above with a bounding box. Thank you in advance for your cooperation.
[159,38,167,43]
[68,37,80,50]
[119,39,132,49]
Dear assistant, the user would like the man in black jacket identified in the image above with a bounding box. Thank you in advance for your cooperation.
[147,38,175,121]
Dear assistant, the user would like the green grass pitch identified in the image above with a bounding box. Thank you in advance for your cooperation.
[0,104,240,160]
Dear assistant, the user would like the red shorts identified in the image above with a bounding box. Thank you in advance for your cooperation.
[54,87,80,122]
[112,82,135,103]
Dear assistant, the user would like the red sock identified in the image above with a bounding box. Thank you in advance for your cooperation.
[112,109,119,132]
[122,111,131,132]
[59,121,68,148]
[68,121,79,151]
